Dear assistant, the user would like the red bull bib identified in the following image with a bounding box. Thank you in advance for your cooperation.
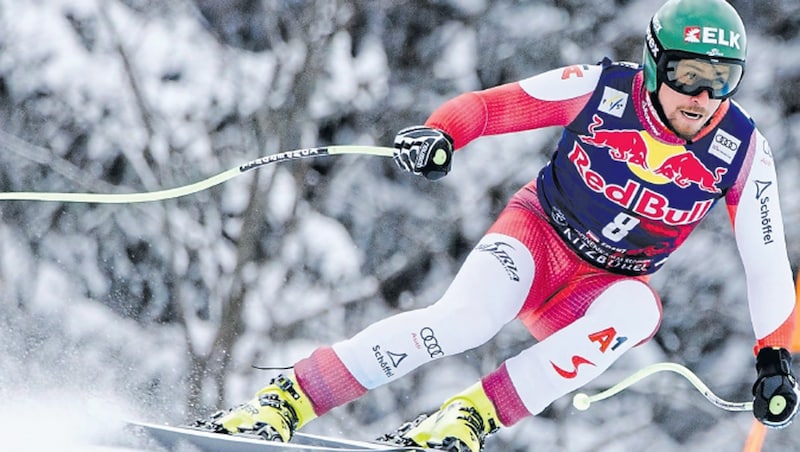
[537,60,755,275]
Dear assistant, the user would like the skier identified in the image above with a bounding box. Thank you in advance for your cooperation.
[209,0,799,450]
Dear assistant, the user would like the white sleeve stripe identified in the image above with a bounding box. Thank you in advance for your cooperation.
[518,64,602,102]
[733,131,795,339]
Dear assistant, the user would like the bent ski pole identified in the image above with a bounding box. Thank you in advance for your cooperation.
[0,145,394,204]
[572,362,753,412]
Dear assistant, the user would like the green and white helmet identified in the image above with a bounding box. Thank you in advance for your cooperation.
[643,0,747,99]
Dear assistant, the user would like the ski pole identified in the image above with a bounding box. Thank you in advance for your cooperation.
[0,145,394,204]
[572,362,753,412]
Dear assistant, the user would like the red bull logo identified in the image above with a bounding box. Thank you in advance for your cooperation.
[581,116,650,169]
[580,115,726,194]
[653,152,727,193]
[568,142,713,226]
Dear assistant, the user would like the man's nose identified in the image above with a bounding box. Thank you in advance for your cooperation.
[690,89,711,104]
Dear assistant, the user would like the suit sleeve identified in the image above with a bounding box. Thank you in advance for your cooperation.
[726,129,796,352]
[424,64,602,150]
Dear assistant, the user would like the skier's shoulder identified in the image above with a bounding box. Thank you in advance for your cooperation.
[518,58,639,101]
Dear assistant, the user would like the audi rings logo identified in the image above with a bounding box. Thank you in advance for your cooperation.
[714,133,739,151]
[709,129,740,164]
[420,327,444,358]
[760,140,773,159]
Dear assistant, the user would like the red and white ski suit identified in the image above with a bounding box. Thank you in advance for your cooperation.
[292,60,796,426]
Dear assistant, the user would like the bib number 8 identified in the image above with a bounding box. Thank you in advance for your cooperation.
[602,213,639,242]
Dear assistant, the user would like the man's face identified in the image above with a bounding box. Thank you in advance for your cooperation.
[657,82,723,141]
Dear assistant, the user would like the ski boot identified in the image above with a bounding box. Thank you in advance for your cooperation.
[380,382,501,452]
[208,373,316,442]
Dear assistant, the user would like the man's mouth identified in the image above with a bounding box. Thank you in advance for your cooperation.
[681,110,704,120]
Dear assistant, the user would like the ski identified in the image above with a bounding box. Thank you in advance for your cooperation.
[128,420,434,452]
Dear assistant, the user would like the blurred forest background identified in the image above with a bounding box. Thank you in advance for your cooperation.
[1,0,799,451]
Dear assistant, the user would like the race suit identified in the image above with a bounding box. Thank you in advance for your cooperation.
[289,59,796,426]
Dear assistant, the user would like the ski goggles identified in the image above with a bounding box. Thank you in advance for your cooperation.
[657,51,745,100]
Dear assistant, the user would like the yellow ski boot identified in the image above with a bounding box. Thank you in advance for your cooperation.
[210,373,317,442]
[383,382,501,452]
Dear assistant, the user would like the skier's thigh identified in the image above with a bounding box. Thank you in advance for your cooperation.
[505,279,661,415]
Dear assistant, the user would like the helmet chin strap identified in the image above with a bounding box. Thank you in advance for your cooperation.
[648,84,688,142]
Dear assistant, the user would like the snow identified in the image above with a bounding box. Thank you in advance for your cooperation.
[0,392,133,452]
[0,290,178,451]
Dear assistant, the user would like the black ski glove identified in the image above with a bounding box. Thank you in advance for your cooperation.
[393,126,453,180]
[752,347,800,428]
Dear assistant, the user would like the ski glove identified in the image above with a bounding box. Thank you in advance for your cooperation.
[393,126,454,180]
[752,347,800,428]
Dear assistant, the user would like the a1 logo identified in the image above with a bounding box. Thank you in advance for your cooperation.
[588,326,628,352]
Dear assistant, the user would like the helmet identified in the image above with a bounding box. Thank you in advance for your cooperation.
[643,0,747,99]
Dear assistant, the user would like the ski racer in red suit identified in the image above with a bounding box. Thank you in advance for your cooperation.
[210,1,799,449]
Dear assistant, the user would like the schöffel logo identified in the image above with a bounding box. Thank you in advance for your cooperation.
[372,345,407,378]
[755,180,775,245]
[684,26,742,49]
